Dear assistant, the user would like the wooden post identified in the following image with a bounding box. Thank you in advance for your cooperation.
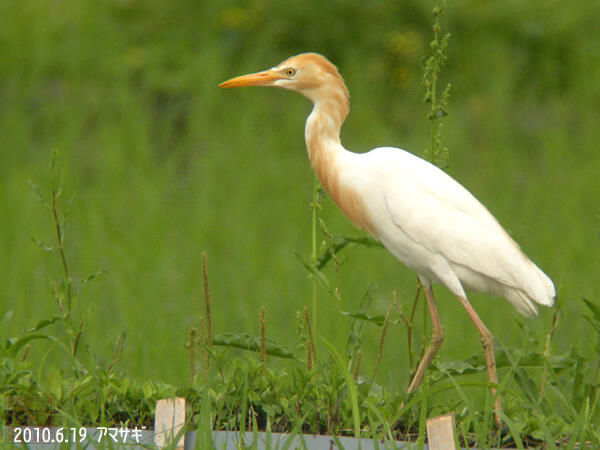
[155,397,186,449]
[426,412,456,450]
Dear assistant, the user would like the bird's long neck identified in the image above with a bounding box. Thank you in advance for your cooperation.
[303,82,376,236]
[304,83,349,195]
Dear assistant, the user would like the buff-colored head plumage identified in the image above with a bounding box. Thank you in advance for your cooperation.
[219,53,349,111]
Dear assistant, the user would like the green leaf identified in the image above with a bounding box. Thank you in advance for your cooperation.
[6,334,57,357]
[293,250,340,300]
[582,298,600,332]
[24,316,63,333]
[434,359,481,375]
[30,237,55,252]
[81,269,106,284]
[320,336,361,438]
[432,349,574,375]
[212,333,297,360]
[28,179,50,209]
[341,310,400,326]
[582,297,600,320]
[315,234,383,270]
[142,381,154,400]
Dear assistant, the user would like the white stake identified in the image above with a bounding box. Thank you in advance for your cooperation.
[155,397,186,449]
[426,412,457,450]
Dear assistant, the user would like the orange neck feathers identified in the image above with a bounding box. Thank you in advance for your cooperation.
[304,71,375,236]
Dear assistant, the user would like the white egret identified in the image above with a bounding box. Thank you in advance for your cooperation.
[219,53,555,418]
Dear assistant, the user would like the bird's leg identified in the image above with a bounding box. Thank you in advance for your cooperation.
[456,296,502,424]
[406,284,444,393]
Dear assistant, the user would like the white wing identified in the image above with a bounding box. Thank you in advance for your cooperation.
[347,147,555,316]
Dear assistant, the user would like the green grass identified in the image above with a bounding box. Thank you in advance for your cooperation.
[1,0,599,446]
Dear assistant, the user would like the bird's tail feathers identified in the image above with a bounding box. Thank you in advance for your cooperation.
[505,289,538,317]
[525,260,556,307]
[506,261,555,317]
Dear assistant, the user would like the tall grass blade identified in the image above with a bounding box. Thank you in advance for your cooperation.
[320,336,361,438]
[496,411,525,450]
[416,377,428,450]
[280,412,310,450]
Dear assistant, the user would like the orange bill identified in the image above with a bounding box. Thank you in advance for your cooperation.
[218,69,281,88]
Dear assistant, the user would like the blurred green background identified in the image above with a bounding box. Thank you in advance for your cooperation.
[1,0,598,388]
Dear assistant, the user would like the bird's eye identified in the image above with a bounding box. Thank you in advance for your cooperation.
[286,68,296,77]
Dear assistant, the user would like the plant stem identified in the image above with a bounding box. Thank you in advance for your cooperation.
[539,305,559,399]
[259,306,266,364]
[188,327,197,384]
[72,316,83,357]
[202,251,212,347]
[371,304,393,382]
[423,0,451,169]
[52,187,71,313]
[409,279,422,372]
[304,306,316,370]
[199,316,209,379]
[429,63,437,165]
[311,175,319,339]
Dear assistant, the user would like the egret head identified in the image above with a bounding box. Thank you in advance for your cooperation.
[219,53,348,105]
